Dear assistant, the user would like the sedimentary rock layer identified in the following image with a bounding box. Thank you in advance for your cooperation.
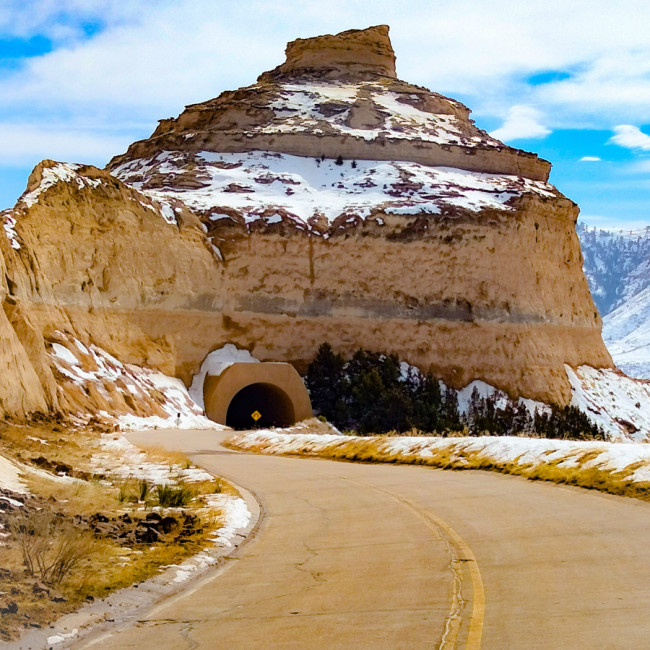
[0,25,613,420]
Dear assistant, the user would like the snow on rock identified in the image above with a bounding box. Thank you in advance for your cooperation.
[2,212,21,249]
[265,82,485,147]
[20,162,86,208]
[113,150,556,232]
[48,333,222,430]
[15,160,178,229]
[577,223,650,379]
[456,379,548,416]
[577,223,650,316]
[229,428,650,485]
[161,494,251,585]
[566,365,650,442]
[155,198,178,226]
[602,286,650,379]
[189,344,259,410]
[203,493,251,548]
[0,455,27,495]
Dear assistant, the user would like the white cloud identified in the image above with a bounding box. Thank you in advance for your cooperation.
[580,156,601,162]
[490,105,550,142]
[0,122,133,166]
[609,125,650,151]
[578,215,650,230]
[2,1,650,150]
[536,51,650,125]
[624,159,650,174]
[0,1,158,40]
[2,0,650,127]
[0,2,281,120]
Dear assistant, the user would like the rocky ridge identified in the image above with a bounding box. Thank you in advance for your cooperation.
[0,25,619,426]
[577,224,650,378]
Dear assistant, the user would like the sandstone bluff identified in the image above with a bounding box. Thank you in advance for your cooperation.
[0,25,614,425]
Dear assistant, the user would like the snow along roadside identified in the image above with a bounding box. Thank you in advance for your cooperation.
[227,428,650,497]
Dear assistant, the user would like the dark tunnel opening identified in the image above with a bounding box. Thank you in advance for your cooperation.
[225,382,296,429]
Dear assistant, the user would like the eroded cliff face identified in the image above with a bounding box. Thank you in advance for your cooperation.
[0,25,613,420]
[0,160,224,419]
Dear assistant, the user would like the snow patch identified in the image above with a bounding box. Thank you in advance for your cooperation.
[2,212,20,249]
[113,150,556,230]
[0,455,27,495]
[567,365,650,442]
[48,334,222,430]
[189,344,259,410]
[91,433,213,483]
[231,428,650,486]
[163,494,251,585]
[20,162,82,207]
[47,629,78,646]
[266,82,490,148]
[456,379,548,416]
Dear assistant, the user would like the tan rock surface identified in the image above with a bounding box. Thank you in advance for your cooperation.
[109,25,550,182]
[260,24,397,81]
[0,25,615,420]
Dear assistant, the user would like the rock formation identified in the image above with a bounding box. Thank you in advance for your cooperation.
[0,25,613,422]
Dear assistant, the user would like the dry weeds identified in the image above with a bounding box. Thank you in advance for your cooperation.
[0,420,225,642]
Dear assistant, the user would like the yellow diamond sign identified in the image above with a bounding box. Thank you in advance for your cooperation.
[251,410,262,422]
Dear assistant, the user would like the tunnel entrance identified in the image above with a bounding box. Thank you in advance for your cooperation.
[203,361,312,427]
[225,382,296,429]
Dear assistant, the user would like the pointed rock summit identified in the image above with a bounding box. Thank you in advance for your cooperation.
[259,24,397,81]
[109,25,549,182]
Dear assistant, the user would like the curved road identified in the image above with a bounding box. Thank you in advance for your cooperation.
[80,430,650,649]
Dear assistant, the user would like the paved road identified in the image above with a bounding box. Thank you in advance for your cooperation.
[81,430,650,649]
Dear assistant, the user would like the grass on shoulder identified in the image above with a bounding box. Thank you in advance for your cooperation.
[229,429,650,502]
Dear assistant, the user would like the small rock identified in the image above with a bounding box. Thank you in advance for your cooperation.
[32,581,50,595]
[159,516,178,534]
[0,600,18,615]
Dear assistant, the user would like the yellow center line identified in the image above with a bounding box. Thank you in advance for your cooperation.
[347,479,485,649]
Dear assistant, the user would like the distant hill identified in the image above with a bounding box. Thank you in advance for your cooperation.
[577,223,650,377]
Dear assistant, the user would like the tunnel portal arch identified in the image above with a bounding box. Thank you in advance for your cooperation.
[226,382,295,429]
[203,362,312,429]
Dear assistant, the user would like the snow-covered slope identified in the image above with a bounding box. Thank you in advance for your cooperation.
[577,223,650,316]
[113,150,556,233]
[577,224,650,377]
[602,287,650,378]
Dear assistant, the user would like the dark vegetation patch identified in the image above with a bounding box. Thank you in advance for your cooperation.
[305,343,605,440]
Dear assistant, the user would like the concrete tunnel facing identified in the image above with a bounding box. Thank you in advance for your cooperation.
[203,362,313,429]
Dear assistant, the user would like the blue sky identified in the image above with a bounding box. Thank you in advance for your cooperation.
[2,0,650,228]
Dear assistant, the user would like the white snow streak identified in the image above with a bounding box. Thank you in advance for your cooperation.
[0,455,27,495]
[48,334,222,430]
[567,365,650,442]
[231,428,650,485]
[189,344,259,410]
[113,150,555,230]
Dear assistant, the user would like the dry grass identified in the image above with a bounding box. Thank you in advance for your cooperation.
[0,420,226,642]
[230,433,650,502]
